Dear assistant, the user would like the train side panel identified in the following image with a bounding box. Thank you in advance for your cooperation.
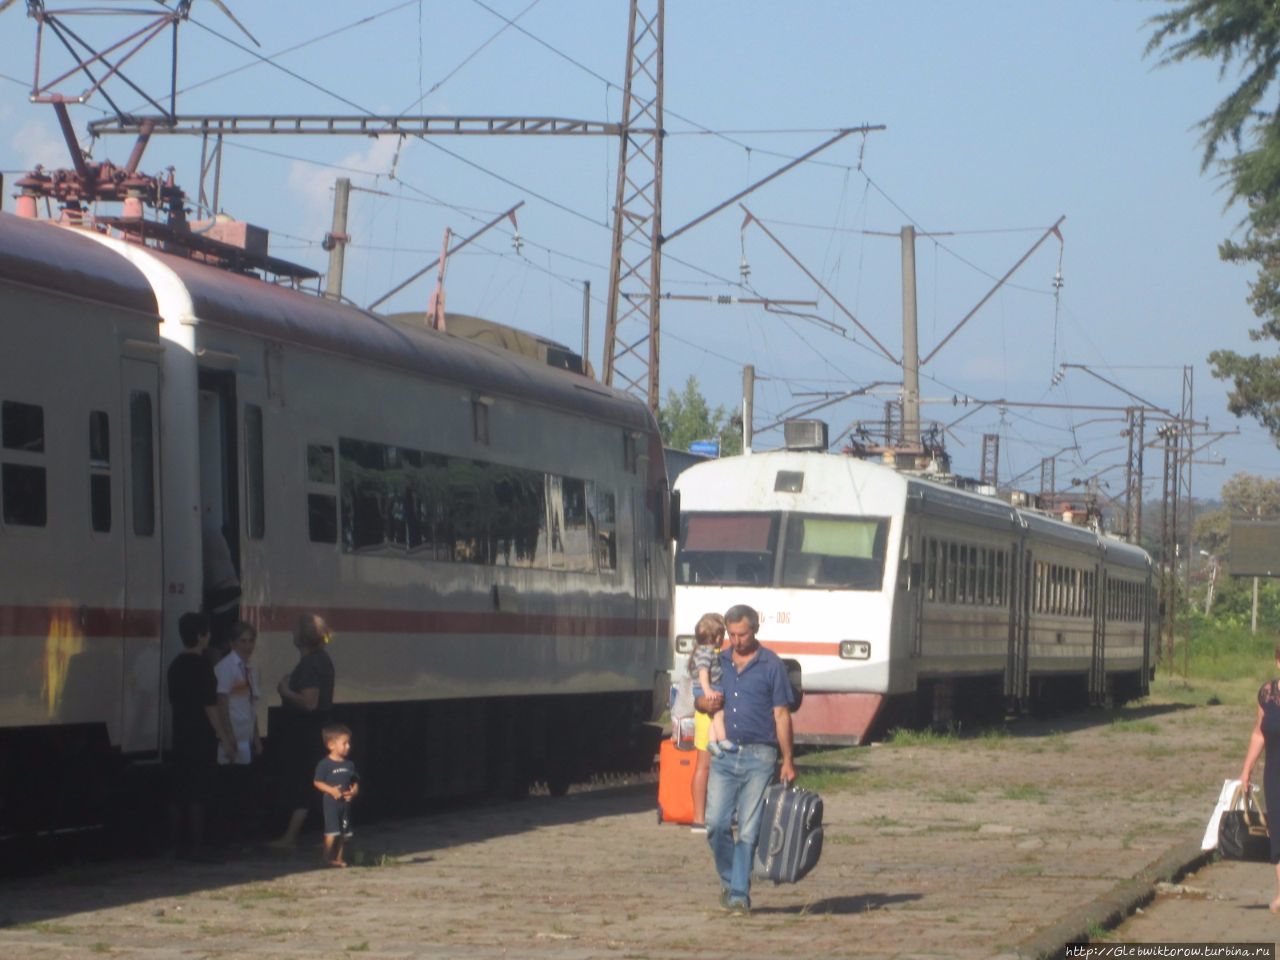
[0,265,164,753]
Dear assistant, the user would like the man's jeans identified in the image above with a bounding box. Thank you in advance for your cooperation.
[705,742,777,907]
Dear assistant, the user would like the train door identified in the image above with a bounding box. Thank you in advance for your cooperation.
[633,477,653,633]
[197,369,241,637]
[1005,541,1031,707]
[119,357,164,754]
[894,520,924,667]
[1089,565,1106,704]
[1142,570,1153,695]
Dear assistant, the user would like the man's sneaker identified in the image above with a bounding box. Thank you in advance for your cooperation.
[719,889,732,911]
[690,823,707,834]
[728,898,750,916]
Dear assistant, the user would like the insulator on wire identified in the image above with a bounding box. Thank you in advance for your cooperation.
[739,255,751,283]
[511,231,523,256]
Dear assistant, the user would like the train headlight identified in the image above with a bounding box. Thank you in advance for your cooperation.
[675,635,696,655]
[839,640,871,660]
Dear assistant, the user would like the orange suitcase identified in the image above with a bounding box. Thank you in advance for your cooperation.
[656,739,697,825]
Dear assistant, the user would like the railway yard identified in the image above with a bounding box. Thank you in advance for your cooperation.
[0,680,1260,960]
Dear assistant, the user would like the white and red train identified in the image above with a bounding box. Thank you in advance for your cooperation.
[0,210,674,833]
[673,450,1154,744]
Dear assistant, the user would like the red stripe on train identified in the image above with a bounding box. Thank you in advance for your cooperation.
[0,604,669,640]
[0,604,161,637]
[249,605,670,638]
[760,641,842,657]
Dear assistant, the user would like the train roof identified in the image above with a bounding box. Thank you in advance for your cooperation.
[675,450,909,513]
[0,213,158,316]
[0,213,654,435]
[151,246,656,434]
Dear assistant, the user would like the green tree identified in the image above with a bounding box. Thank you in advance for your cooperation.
[1192,472,1280,561]
[1147,1,1280,439]
[658,375,742,457]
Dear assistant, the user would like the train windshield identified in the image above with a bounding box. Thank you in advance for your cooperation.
[677,512,779,586]
[779,514,889,591]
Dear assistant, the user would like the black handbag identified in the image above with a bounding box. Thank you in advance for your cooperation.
[1218,784,1271,862]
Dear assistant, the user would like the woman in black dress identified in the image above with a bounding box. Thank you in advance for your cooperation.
[1239,650,1280,912]
[270,613,335,849]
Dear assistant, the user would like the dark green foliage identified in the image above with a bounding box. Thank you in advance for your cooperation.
[657,375,743,457]
[1147,1,1280,441]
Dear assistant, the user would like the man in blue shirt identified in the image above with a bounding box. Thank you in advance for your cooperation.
[696,603,796,915]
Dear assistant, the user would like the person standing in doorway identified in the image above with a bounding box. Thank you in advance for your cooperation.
[697,603,796,916]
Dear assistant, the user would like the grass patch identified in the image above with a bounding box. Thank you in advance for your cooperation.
[791,763,860,793]
[930,789,976,804]
[1086,921,1113,941]
[346,944,370,953]
[1106,718,1160,735]
[976,726,1012,746]
[234,886,293,906]
[24,922,75,935]
[866,815,903,828]
[1002,784,1048,802]
[826,833,857,845]
[885,727,959,748]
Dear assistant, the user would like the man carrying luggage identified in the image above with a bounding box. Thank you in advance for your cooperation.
[696,603,796,916]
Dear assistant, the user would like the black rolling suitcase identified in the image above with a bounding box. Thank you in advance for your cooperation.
[754,782,823,883]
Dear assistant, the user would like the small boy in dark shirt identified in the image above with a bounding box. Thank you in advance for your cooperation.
[313,723,359,867]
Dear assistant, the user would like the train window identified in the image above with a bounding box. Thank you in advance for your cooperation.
[244,405,265,540]
[307,442,338,545]
[308,444,335,485]
[924,538,937,602]
[2,463,46,526]
[472,396,491,446]
[550,476,594,572]
[976,548,988,605]
[129,392,155,536]
[994,551,1005,606]
[89,411,111,533]
[89,411,109,465]
[308,494,338,543]
[677,512,778,586]
[2,400,44,453]
[775,471,804,493]
[335,437,551,567]
[623,433,639,474]
[596,488,617,571]
[945,543,958,603]
[779,515,889,591]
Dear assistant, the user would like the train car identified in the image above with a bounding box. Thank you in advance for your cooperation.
[672,449,1152,745]
[0,210,674,836]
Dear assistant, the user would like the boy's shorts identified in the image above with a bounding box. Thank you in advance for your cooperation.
[322,796,354,838]
[693,710,712,752]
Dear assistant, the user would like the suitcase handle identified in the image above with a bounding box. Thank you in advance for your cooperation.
[767,821,785,857]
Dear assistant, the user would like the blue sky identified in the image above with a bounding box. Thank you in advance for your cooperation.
[1,0,1273,509]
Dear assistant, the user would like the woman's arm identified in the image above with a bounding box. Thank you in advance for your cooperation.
[1242,705,1266,785]
[278,682,320,712]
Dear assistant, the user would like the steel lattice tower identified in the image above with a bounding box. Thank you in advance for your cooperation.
[603,0,664,412]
